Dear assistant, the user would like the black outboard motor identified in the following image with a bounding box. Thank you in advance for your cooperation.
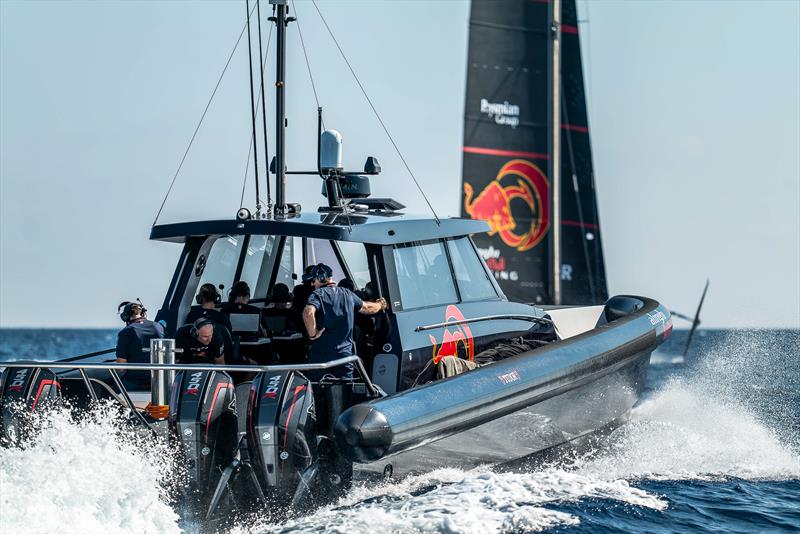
[169,370,238,511]
[0,367,61,446]
[247,370,318,507]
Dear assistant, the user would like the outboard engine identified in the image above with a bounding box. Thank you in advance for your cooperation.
[169,370,238,510]
[0,367,61,446]
[247,370,318,506]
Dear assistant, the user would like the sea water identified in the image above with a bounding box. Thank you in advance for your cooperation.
[0,329,798,533]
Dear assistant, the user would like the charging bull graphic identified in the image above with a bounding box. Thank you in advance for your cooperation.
[464,159,550,251]
[429,305,475,364]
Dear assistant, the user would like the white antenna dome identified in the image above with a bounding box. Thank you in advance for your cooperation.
[320,129,343,171]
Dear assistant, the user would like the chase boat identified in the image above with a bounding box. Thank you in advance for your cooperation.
[0,0,672,521]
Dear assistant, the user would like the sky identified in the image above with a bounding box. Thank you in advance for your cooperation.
[1,0,798,328]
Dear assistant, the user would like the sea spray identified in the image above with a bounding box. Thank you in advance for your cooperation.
[569,330,800,482]
[235,467,664,534]
[575,380,800,481]
[0,402,182,534]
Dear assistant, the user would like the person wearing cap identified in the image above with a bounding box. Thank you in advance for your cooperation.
[116,301,165,391]
[302,263,387,378]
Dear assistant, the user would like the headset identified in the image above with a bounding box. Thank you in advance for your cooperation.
[118,299,147,324]
[308,263,333,283]
[195,283,222,306]
[190,318,215,337]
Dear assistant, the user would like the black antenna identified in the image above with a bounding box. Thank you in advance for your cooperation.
[255,0,272,211]
[245,0,262,215]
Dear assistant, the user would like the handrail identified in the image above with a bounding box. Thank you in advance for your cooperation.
[414,314,554,332]
[0,355,378,395]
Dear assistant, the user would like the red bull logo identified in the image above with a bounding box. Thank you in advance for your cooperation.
[429,305,475,364]
[464,159,550,251]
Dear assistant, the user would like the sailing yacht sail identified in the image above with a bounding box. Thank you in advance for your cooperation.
[461,0,608,305]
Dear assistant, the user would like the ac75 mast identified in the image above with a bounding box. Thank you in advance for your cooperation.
[548,0,562,305]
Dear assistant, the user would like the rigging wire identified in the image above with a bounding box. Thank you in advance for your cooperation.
[290,0,323,122]
[153,3,257,226]
[245,0,263,211]
[239,132,255,209]
[240,24,274,209]
[310,0,440,225]
[256,0,272,207]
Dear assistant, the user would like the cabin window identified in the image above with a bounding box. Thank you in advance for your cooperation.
[274,237,295,290]
[305,239,346,282]
[392,241,457,309]
[336,241,371,289]
[239,235,283,300]
[446,237,498,301]
[196,235,244,296]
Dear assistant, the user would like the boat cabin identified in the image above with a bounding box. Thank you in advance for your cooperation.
[151,209,549,393]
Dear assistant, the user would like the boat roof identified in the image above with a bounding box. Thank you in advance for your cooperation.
[150,211,490,245]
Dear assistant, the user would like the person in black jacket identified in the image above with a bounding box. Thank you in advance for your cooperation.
[174,318,226,365]
[115,300,165,390]
[221,281,261,316]
[185,283,232,332]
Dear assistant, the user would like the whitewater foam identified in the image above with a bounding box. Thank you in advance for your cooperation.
[575,379,800,482]
[0,403,181,534]
[236,467,664,534]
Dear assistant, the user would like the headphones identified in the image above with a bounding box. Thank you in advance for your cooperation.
[195,283,222,306]
[308,263,333,283]
[190,318,214,337]
[118,299,146,323]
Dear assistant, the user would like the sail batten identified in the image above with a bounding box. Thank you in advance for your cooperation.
[460,0,607,305]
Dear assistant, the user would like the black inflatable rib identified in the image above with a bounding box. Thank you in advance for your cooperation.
[335,297,670,462]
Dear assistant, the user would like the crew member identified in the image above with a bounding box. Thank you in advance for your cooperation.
[261,283,297,332]
[302,263,387,379]
[185,283,232,332]
[221,281,260,315]
[174,318,226,365]
[115,300,165,390]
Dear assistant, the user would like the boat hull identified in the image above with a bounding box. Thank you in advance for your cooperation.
[335,297,669,476]
[355,349,648,478]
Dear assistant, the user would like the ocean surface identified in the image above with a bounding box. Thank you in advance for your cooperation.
[0,328,798,533]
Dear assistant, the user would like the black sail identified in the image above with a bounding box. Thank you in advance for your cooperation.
[461,0,607,304]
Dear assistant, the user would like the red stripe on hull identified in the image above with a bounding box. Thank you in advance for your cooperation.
[562,24,579,34]
[562,219,599,230]
[463,146,549,160]
[562,123,589,133]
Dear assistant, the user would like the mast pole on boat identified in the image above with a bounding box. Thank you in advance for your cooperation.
[548,0,563,305]
[271,0,289,214]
